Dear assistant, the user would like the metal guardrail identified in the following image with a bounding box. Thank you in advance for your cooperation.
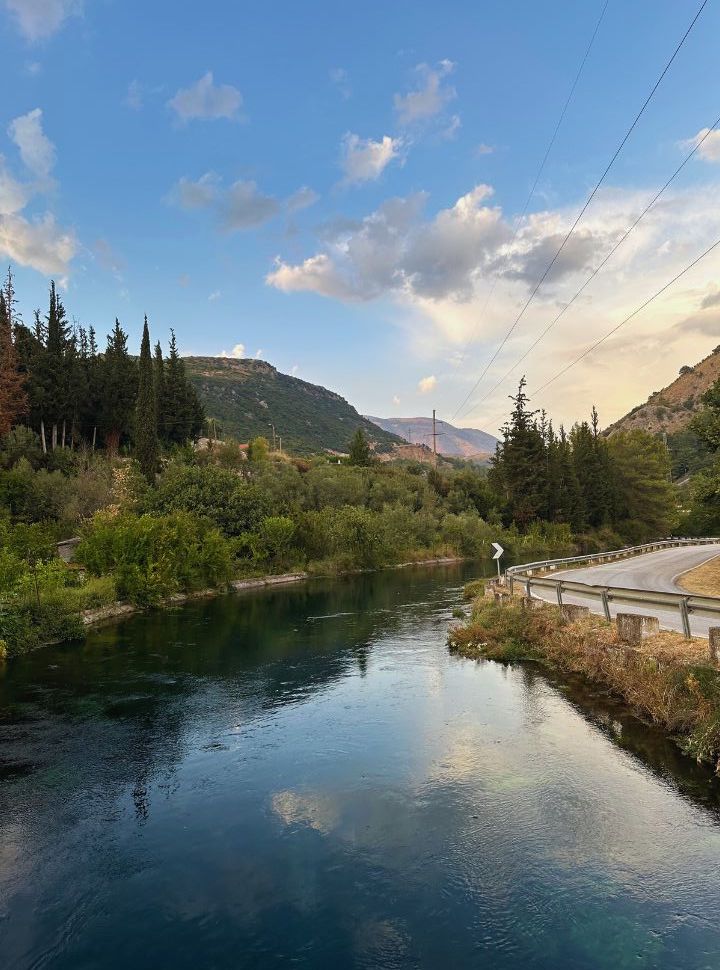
[506,538,720,638]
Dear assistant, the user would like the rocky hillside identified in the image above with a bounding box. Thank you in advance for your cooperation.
[605,345,720,437]
[367,415,498,461]
[185,357,405,456]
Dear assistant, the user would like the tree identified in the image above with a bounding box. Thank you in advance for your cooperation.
[153,341,165,439]
[349,427,371,466]
[607,431,676,541]
[489,378,547,529]
[162,329,203,444]
[0,288,27,435]
[247,436,269,463]
[135,317,159,483]
[99,320,137,453]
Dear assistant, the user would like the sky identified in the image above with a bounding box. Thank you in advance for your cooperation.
[3,0,720,436]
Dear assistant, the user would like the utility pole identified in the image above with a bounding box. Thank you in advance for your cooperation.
[268,422,277,451]
[432,409,437,457]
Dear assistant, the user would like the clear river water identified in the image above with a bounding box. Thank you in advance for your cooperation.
[2,562,720,969]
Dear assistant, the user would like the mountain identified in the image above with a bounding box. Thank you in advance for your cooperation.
[605,344,720,438]
[184,357,405,456]
[366,415,498,461]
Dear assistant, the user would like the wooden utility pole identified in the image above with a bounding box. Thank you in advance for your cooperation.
[432,409,438,458]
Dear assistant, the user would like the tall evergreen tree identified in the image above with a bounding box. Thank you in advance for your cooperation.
[135,317,158,483]
[99,319,137,453]
[153,340,165,439]
[489,378,547,529]
[162,329,204,444]
[0,289,27,435]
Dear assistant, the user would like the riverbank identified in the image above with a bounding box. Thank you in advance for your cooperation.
[449,586,720,768]
[0,556,470,661]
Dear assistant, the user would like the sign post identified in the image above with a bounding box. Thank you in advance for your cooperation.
[491,542,504,581]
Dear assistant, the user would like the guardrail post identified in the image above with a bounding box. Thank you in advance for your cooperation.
[508,573,514,595]
[600,589,611,622]
[679,598,692,639]
[556,583,563,607]
[525,578,531,599]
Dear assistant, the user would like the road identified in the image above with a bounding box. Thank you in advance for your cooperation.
[533,543,720,637]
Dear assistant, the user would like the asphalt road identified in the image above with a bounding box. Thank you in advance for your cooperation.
[534,543,720,637]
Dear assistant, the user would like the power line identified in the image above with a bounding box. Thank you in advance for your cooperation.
[532,234,720,396]
[449,0,611,386]
[450,0,708,420]
[460,113,720,417]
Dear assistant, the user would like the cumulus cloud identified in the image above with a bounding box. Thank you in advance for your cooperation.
[341,133,401,184]
[0,108,75,276]
[267,184,508,302]
[8,108,55,181]
[4,0,81,41]
[0,211,76,276]
[219,343,245,359]
[418,375,437,394]
[394,60,456,126]
[168,72,243,122]
[682,127,720,163]
[170,172,279,231]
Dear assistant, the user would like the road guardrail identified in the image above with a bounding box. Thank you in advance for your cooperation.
[506,538,720,638]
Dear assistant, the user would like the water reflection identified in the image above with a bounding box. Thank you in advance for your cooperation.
[1,562,720,969]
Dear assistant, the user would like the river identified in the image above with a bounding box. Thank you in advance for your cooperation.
[2,562,720,969]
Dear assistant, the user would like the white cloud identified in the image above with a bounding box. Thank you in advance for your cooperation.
[0,107,75,277]
[291,364,299,375]
[208,289,221,301]
[441,114,461,140]
[341,133,401,184]
[418,375,437,394]
[267,178,720,432]
[4,0,81,41]
[170,172,279,231]
[0,159,31,214]
[476,143,495,156]
[254,348,263,358]
[0,211,76,276]
[287,186,319,212]
[8,108,55,181]
[392,395,400,405]
[394,60,456,126]
[219,343,245,359]
[683,127,720,163]
[168,72,243,122]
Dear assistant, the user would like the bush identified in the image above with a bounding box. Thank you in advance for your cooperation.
[77,511,234,606]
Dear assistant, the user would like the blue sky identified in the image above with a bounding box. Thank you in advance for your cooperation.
[3,0,720,434]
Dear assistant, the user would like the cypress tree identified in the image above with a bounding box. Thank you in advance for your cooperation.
[153,340,165,439]
[135,317,158,483]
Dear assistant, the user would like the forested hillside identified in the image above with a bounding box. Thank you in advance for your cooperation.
[185,357,404,455]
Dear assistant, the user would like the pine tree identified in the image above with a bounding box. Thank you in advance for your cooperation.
[489,378,547,529]
[135,317,158,483]
[162,329,204,444]
[45,281,72,448]
[0,289,27,435]
[99,319,138,453]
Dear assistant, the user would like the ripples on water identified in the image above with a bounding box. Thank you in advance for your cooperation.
[1,564,720,969]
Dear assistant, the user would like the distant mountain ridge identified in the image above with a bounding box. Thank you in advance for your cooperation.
[605,344,720,438]
[184,357,405,456]
[366,415,498,461]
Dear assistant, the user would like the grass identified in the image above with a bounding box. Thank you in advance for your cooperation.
[448,593,720,767]
[677,553,720,596]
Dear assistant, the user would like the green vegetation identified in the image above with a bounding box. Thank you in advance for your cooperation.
[184,356,404,455]
[0,269,682,659]
[678,372,720,534]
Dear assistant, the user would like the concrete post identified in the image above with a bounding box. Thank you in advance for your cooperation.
[616,613,660,646]
[709,628,720,664]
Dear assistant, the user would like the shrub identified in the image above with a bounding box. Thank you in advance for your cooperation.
[77,511,234,606]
